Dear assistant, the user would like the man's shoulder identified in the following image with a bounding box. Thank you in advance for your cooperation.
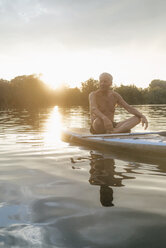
[89,90,100,97]
[111,90,121,98]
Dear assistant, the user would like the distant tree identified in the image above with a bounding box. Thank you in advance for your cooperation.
[10,74,51,107]
[69,87,82,105]
[141,88,149,104]
[115,85,144,104]
[0,79,10,107]
[149,79,166,89]
[1,74,166,108]
[54,86,82,106]
[81,78,99,104]
[147,79,166,104]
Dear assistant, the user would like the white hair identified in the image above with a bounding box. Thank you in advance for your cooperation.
[99,72,113,81]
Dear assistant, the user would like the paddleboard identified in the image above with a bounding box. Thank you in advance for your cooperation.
[62,129,166,159]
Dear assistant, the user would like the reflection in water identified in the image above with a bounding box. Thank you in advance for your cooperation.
[59,106,90,130]
[42,106,64,147]
[71,152,136,207]
[1,104,166,135]
[89,154,116,207]
[0,106,66,148]
[89,152,135,207]
[100,186,114,207]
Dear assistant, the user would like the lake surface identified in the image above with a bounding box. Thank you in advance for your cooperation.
[0,105,166,248]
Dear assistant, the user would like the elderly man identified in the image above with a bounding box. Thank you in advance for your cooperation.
[89,72,148,134]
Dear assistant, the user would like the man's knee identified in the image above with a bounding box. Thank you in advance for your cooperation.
[92,118,105,134]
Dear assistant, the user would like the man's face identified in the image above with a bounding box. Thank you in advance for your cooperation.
[99,77,112,92]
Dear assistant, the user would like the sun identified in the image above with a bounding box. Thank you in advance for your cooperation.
[41,73,64,89]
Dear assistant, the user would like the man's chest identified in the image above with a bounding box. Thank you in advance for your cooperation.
[96,94,117,110]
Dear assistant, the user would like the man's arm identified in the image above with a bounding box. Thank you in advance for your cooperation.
[89,92,107,120]
[89,92,114,131]
[115,92,148,129]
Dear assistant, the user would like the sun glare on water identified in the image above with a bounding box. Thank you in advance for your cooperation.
[43,106,64,147]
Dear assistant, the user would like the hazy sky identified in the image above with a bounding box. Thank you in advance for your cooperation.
[0,0,166,88]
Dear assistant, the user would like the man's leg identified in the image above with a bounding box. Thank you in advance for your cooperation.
[113,116,141,133]
[91,118,106,134]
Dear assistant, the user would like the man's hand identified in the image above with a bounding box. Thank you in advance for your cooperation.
[103,117,114,132]
[141,115,148,130]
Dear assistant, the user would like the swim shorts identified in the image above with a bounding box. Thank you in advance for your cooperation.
[90,122,117,134]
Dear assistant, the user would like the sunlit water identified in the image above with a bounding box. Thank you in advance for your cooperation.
[0,105,166,248]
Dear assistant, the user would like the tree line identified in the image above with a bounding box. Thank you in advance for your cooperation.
[0,74,166,108]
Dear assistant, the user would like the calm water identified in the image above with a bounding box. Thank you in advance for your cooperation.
[0,105,166,248]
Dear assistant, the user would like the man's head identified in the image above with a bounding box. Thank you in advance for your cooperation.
[99,72,113,92]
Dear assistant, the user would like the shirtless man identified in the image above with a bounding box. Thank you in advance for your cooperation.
[89,72,148,134]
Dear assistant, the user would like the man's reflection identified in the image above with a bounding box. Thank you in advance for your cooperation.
[70,151,136,207]
[89,152,135,207]
[100,186,114,207]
